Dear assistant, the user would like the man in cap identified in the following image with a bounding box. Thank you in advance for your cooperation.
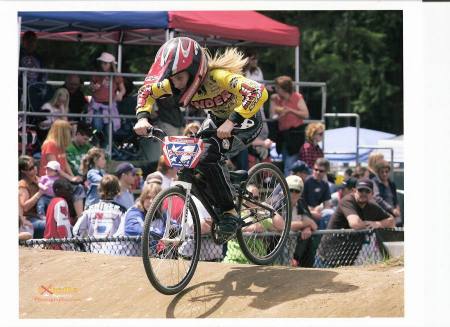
[114,162,137,210]
[327,178,395,230]
[315,178,395,268]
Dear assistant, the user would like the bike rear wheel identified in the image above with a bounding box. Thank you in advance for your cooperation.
[236,162,292,265]
[142,186,201,295]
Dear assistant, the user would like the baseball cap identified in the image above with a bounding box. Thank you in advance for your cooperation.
[97,52,117,64]
[145,172,163,185]
[46,160,61,172]
[290,160,311,175]
[356,178,373,192]
[286,175,304,193]
[341,177,357,190]
[115,162,137,177]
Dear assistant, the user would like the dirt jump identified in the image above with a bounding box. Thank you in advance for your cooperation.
[19,247,403,318]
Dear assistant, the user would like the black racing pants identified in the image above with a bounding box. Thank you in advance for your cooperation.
[197,111,263,212]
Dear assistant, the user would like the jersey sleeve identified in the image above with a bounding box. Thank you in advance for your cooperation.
[211,69,268,123]
[73,212,89,237]
[53,200,70,238]
[135,78,173,119]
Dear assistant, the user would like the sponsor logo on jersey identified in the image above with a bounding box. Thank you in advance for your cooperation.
[239,82,262,111]
[191,90,234,110]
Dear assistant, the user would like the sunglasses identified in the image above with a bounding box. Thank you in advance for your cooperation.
[314,168,326,173]
[316,132,324,136]
[26,164,36,171]
[290,189,301,194]
[357,188,372,194]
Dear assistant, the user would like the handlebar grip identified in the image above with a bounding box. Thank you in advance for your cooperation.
[197,128,236,138]
[146,126,167,138]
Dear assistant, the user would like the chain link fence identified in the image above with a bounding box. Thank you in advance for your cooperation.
[19,229,403,268]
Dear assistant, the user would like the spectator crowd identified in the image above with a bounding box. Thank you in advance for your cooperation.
[18,34,402,267]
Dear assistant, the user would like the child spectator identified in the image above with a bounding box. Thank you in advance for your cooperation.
[80,147,106,208]
[114,162,138,210]
[44,178,75,240]
[39,88,70,130]
[299,122,325,170]
[36,160,60,219]
[66,121,93,175]
[87,52,126,146]
[119,183,162,236]
[73,175,126,239]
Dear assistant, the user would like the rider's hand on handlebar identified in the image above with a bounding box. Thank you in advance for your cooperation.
[217,119,235,139]
[134,118,152,136]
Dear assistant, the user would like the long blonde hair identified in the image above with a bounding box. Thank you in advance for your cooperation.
[79,147,105,175]
[49,88,70,114]
[43,119,72,150]
[206,48,248,74]
[136,183,162,211]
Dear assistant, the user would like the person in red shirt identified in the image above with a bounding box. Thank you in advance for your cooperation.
[88,52,126,147]
[39,119,85,217]
[44,179,76,246]
[270,75,309,176]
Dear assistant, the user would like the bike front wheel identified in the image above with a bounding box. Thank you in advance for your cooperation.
[142,186,201,295]
[236,162,292,265]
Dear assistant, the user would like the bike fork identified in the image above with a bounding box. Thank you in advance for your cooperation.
[160,181,192,244]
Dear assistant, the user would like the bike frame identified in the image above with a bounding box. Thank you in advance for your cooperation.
[145,128,278,242]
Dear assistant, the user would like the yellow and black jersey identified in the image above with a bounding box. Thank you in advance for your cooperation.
[136,69,268,124]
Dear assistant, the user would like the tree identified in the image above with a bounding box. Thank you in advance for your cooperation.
[262,11,403,135]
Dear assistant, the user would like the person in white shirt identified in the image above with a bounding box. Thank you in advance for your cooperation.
[73,175,126,254]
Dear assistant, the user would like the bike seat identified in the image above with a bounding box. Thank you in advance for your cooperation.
[229,170,248,184]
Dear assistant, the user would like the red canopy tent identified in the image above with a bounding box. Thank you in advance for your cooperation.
[169,11,299,47]
[20,11,301,82]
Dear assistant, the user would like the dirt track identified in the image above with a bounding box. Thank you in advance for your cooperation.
[19,248,403,318]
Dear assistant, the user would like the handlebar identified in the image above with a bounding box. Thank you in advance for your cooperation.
[139,126,235,140]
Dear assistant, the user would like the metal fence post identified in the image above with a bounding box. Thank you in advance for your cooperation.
[108,73,113,159]
[21,71,28,155]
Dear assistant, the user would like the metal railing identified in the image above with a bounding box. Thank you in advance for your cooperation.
[18,67,328,158]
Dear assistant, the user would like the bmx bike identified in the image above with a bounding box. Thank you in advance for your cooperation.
[141,127,292,295]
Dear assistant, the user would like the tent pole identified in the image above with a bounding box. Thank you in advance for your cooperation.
[118,44,122,72]
[295,46,300,92]
[117,31,124,72]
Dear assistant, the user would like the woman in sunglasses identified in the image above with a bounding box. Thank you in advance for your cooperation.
[299,122,325,170]
[19,155,45,238]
